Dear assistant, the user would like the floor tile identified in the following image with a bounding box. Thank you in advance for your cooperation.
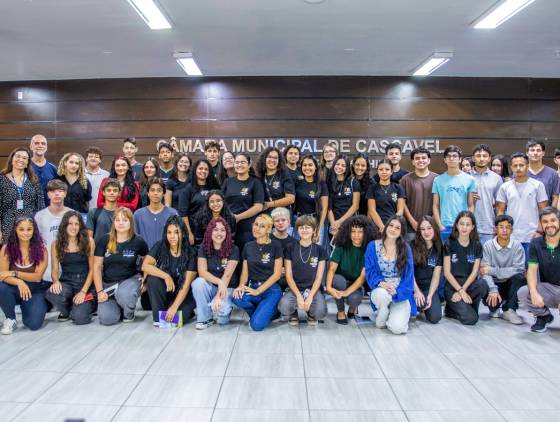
[212,409,310,422]
[170,332,237,353]
[234,335,302,354]
[445,352,540,378]
[367,334,437,355]
[470,378,560,410]
[126,375,221,408]
[494,333,560,355]
[310,410,407,422]
[0,402,29,421]
[426,334,508,354]
[389,379,491,411]
[217,377,307,410]
[299,317,363,336]
[113,406,213,422]
[307,378,400,410]
[406,410,505,422]
[149,351,230,376]
[37,373,141,405]
[517,354,560,377]
[376,353,462,379]
[303,354,384,378]
[13,403,119,422]
[417,318,482,336]
[500,410,560,422]
[238,321,300,336]
[227,353,304,377]
[0,371,62,403]
[302,335,371,354]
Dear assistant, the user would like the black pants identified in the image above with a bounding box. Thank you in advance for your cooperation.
[483,273,526,312]
[417,285,442,324]
[145,275,196,323]
[45,274,94,325]
[444,278,488,325]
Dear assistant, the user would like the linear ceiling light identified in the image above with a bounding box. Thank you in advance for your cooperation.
[127,0,172,30]
[473,0,536,29]
[412,52,453,77]
[174,53,203,76]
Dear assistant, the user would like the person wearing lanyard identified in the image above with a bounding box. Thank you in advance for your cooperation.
[256,147,295,214]
[0,148,45,243]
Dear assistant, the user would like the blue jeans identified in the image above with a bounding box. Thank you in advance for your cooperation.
[191,277,233,324]
[232,283,283,331]
[521,242,530,267]
[440,226,453,243]
[0,280,49,330]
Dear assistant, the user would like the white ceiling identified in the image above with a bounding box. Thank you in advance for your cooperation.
[1,0,559,81]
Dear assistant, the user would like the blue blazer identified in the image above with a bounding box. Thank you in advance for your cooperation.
[365,240,417,316]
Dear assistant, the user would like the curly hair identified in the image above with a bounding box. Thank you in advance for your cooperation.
[412,216,442,267]
[202,217,234,260]
[381,215,409,275]
[189,158,219,190]
[283,144,301,166]
[5,217,45,267]
[109,156,138,202]
[450,211,479,244]
[333,215,379,250]
[255,147,286,179]
[157,215,195,287]
[57,153,88,189]
[55,210,90,262]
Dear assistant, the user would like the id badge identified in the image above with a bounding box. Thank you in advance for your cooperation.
[16,200,24,210]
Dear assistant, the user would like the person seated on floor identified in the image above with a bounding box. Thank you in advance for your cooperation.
[0,217,49,334]
[191,217,239,330]
[326,215,378,325]
[480,214,526,325]
[366,215,416,334]
[411,216,443,324]
[142,215,197,327]
[232,214,283,331]
[46,210,96,325]
[518,207,560,333]
[93,207,148,325]
[278,215,328,326]
[443,211,488,325]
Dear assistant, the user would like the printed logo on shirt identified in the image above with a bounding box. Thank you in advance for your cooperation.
[297,175,304,181]
[200,190,209,197]
[219,257,228,268]
[451,253,458,263]
[309,256,319,268]
[466,254,476,264]
[308,190,316,199]
[446,186,466,195]
[427,256,437,267]
[50,225,60,233]
[240,187,249,196]
[342,187,352,196]
[271,181,280,190]
[391,192,398,202]
[261,252,271,264]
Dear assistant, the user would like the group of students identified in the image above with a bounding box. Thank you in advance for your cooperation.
[0,134,559,335]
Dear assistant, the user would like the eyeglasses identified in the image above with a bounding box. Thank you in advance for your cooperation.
[13,154,29,161]
[445,154,461,160]
[234,161,248,165]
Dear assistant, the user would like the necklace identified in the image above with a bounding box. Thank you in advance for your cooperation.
[299,243,314,264]
[379,183,391,195]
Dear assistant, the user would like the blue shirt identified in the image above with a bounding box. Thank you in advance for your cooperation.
[31,160,58,206]
[432,171,476,227]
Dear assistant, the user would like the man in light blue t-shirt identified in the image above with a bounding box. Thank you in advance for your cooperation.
[432,145,477,242]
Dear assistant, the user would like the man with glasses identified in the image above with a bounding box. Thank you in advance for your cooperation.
[29,134,57,206]
[432,145,476,241]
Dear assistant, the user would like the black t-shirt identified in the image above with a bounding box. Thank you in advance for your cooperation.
[166,179,189,210]
[444,238,482,282]
[58,175,92,214]
[374,168,409,184]
[198,244,240,287]
[94,234,149,284]
[242,240,283,284]
[222,176,265,233]
[178,182,211,218]
[287,168,304,184]
[366,182,404,224]
[294,179,328,217]
[528,237,560,286]
[159,167,174,183]
[262,170,295,202]
[286,242,328,290]
[329,178,361,220]
[414,246,443,289]
[148,240,196,285]
[356,177,372,216]
[271,234,296,255]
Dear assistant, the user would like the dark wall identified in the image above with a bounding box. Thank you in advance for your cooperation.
[0,76,559,172]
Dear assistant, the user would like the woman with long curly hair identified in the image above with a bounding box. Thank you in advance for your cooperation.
[191,190,237,245]
[326,215,378,324]
[191,217,240,329]
[366,215,416,334]
[164,153,191,209]
[56,153,92,216]
[46,210,96,325]
[255,147,295,213]
[139,157,160,208]
[142,215,197,326]
[0,217,48,334]
[97,156,140,211]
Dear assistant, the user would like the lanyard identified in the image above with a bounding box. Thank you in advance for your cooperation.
[10,173,27,200]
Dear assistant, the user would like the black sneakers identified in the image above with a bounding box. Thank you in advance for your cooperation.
[531,314,554,333]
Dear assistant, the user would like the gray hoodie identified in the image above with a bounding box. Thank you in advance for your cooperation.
[481,237,525,293]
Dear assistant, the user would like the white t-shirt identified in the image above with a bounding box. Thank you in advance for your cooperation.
[34,207,72,282]
[496,178,547,243]
[86,167,110,210]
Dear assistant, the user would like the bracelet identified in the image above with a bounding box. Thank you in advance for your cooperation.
[96,290,103,294]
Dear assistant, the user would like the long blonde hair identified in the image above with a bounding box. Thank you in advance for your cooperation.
[57,152,88,189]
[107,207,136,254]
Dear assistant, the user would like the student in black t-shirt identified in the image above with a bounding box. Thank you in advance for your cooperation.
[278,215,328,325]
[412,216,443,324]
[271,207,296,252]
[367,159,405,231]
[56,153,92,217]
[351,153,372,216]
[164,153,191,209]
[93,207,148,325]
[374,142,409,184]
[86,179,120,243]
[256,147,295,213]
[327,154,361,239]
[191,190,237,246]
[232,214,283,331]
[178,158,219,245]
[191,217,239,330]
[283,144,303,184]
[47,210,96,325]
[139,158,160,208]
[217,151,235,186]
[222,153,265,248]
[141,215,197,326]
[293,155,329,247]
[443,211,488,325]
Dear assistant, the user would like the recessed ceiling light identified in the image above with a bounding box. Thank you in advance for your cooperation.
[412,52,453,77]
[343,48,355,52]
[304,0,326,4]
[174,52,203,76]
[102,51,113,54]
[473,0,535,29]
[127,0,172,30]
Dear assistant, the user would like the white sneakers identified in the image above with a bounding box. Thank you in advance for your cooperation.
[1,318,17,335]
[489,310,501,318]
[502,309,524,325]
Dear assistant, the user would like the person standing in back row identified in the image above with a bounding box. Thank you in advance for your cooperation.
[526,140,559,208]
[122,137,143,181]
[29,134,57,206]
[85,147,110,210]
[374,142,409,184]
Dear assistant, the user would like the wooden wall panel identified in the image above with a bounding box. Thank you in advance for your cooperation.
[0,102,56,122]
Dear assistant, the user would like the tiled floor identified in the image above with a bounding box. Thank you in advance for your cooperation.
[1,300,560,422]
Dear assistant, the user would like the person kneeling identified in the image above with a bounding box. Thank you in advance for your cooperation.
[279,215,328,326]
[232,214,283,331]
[93,207,148,325]
[366,215,416,334]
[47,211,96,325]
[142,216,197,326]
[192,217,239,330]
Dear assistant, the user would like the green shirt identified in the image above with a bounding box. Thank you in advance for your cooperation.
[330,245,364,281]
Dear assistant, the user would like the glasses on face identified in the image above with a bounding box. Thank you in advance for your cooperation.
[445,154,461,160]
[13,154,29,161]
[234,161,248,165]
